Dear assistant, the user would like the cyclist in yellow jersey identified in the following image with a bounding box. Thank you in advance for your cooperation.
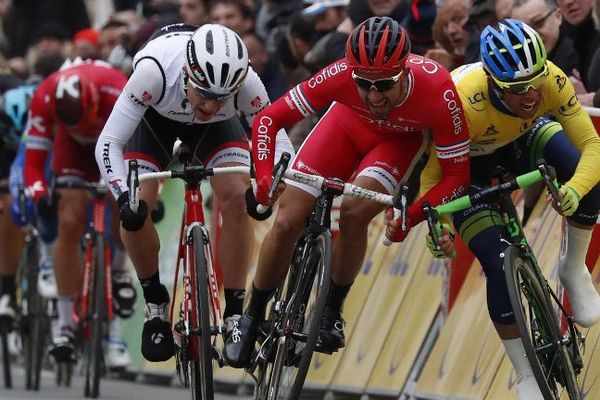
[413,19,600,399]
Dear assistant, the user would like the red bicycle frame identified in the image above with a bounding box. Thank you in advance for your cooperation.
[78,197,113,337]
[170,185,223,358]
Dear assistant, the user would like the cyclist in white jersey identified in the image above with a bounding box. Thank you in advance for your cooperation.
[95,23,293,362]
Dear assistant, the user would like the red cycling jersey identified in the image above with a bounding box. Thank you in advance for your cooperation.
[252,55,471,224]
[24,60,127,198]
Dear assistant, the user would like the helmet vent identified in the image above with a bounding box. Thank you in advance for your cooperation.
[206,30,214,54]
[230,68,244,89]
[220,63,230,87]
[205,62,215,84]
[235,35,244,59]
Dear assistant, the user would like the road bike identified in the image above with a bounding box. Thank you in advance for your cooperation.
[128,146,251,400]
[246,164,396,400]
[51,180,115,398]
[1,184,54,391]
[422,161,584,400]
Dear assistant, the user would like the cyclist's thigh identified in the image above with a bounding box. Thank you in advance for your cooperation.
[56,188,88,229]
[123,108,179,173]
[289,103,364,197]
[355,133,427,195]
[185,117,250,169]
[197,117,251,203]
[340,175,387,221]
[52,129,99,182]
[272,185,317,238]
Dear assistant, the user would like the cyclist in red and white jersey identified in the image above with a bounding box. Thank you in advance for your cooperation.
[95,23,294,363]
[24,59,135,368]
[224,16,471,367]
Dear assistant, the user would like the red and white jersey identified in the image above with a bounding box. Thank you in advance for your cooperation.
[24,60,127,192]
[253,55,471,223]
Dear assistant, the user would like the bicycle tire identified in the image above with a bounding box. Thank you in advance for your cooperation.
[85,234,107,398]
[1,330,11,388]
[190,225,214,400]
[22,236,45,391]
[504,246,581,400]
[265,232,332,400]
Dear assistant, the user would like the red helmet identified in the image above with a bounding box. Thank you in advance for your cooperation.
[346,17,411,76]
[53,71,99,127]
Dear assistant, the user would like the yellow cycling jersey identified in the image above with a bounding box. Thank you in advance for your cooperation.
[420,61,600,199]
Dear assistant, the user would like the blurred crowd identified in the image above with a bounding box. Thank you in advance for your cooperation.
[0,0,597,141]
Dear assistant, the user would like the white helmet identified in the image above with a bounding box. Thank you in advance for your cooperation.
[185,24,249,98]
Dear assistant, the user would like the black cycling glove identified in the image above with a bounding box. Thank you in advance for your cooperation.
[118,192,147,232]
[245,188,272,221]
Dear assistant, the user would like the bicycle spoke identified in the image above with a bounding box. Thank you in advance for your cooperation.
[505,246,582,400]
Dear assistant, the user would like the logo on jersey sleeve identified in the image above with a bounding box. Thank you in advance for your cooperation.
[555,75,567,92]
[559,94,580,117]
[307,62,348,89]
[256,116,272,161]
[467,91,487,111]
[443,89,464,135]
[250,96,262,108]
[128,89,152,107]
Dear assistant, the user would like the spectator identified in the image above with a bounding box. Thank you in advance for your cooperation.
[254,0,302,41]
[302,0,349,33]
[242,32,288,101]
[30,22,69,59]
[209,0,254,35]
[586,0,600,105]
[463,0,496,63]
[99,19,133,75]
[179,0,208,26]
[406,0,437,54]
[6,57,28,79]
[495,0,514,19]
[425,0,470,69]
[72,28,101,60]
[275,12,316,85]
[346,0,410,26]
[511,0,580,74]
[301,1,350,71]
[557,0,600,90]
[2,0,90,57]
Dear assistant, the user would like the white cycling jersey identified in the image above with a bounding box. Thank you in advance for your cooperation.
[96,24,293,199]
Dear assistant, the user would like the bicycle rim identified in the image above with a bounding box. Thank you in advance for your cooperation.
[1,331,11,388]
[268,232,332,400]
[23,238,44,391]
[190,226,214,400]
[85,234,106,398]
[504,246,581,400]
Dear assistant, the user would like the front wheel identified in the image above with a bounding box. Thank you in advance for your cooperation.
[84,234,107,398]
[504,246,581,400]
[260,232,332,400]
[190,226,214,400]
[1,330,11,388]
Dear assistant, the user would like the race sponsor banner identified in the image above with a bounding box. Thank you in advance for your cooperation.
[330,224,432,393]
[366,225,445,395]
[304,219,386,390]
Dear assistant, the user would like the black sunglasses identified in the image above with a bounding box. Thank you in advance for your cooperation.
[352,70,404,92]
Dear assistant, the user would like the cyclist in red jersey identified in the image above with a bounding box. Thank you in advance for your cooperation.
[224,16,471,367]
[23,60,135,368]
